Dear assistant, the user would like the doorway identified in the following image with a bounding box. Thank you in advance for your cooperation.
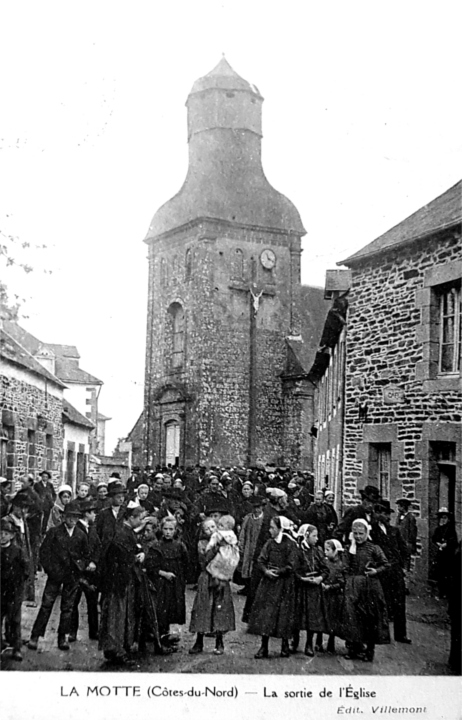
[165,421,180,467]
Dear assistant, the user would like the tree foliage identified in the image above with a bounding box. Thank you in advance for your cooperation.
[0,216,49,322]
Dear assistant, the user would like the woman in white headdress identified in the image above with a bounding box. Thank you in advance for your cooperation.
[248,515,298,659]
[340,518,390,662]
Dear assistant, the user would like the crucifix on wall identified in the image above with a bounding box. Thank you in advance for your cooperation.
[229,256,275,465]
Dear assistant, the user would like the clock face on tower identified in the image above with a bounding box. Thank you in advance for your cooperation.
[260,248,276,269]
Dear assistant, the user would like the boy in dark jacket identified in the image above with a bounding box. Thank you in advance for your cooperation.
[27,501,89,651]
[1,518,29,661]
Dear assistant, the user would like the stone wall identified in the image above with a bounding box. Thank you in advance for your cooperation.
[343,229,461,582]
[144,219,302,467]
[1,372,63,487]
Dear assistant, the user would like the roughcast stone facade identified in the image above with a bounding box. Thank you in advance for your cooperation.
[142,59,324,469]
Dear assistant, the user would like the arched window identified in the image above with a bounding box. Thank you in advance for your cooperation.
[167,302,185,369]
[185,248,192,281]
[233,248,244,279]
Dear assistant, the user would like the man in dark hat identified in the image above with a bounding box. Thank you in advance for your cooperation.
[238,495,266,596]
[95,481,127,550]
[98,504,147,666]
[395,498,417,572]
[34,470,56,534]
[4,493,36,605]
[1,517,29,661]
[126,467,141,497]
[372,500,411,644]
[69,498,101,642]
[242,488,288,623]
[0,476,14,518]
[28,501,90,651]
[335,484,381,544]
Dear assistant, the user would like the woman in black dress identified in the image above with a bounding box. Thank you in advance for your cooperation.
[340,519,390,662]
[431,507,458,599]
[248,516,298,659]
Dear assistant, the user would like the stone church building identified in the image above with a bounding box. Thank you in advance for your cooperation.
[142,58,327,469]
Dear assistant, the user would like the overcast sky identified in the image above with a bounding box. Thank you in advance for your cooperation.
[1,0,461,454]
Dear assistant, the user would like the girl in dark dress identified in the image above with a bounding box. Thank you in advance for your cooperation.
[189,518,236,655]
[145,517,189,648]
[292,524,328,656]
[322,539,345,654]
[340,519,390,662]
[248,516,298,659]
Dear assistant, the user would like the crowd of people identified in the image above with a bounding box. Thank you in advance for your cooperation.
[0,464,460,672]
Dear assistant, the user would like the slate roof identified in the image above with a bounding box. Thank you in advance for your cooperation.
[283,285,331,376]
[45,344,80,359]
[189,57,262,96]
[339,180,462,266]
[3,321,102,385]
[53,358,102,385]
[0,328,66,388]
[144,60,305,240]
[63,399,94,429]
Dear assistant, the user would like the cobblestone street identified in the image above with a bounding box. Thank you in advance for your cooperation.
[0,571,454,675]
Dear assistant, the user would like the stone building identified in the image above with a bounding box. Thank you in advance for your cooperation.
[336,180,461,583]
[1,325,65,484]
[307,270,351,513]
[142,58,327,469]
[3,321,109,456]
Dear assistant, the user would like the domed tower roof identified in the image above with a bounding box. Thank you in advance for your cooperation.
[189,56,261,96]
[145,59,305,240]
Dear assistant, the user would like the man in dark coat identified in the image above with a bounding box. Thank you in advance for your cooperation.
[95,481,127,549]
[1,518,29,661]
[27,501,89,651]
[395,498,417,571]
[34,470,56,535]
[301,490,336,547]
[242,488,288,623]
[98,505,146,666]
[335,485,381,544]
[4,493,36,604]
[126,467,141,497]
[16,476,43,583]
[69,498,101,642]
[371,500,411,644]
[0,477,14,518]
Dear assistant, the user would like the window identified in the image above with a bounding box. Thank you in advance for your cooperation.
[66,446,75,488]
[232,249,244,279]
[416,259,461,390]
[27,430,36,473]
[369,443,391,499]
[437,281,461,374]
[46,434,53,472]
[0,428,7,477]
[167,302,185,370]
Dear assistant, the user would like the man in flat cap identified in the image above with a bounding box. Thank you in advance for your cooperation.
[28,501,89,651]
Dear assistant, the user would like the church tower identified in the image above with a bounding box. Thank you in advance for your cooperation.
[143,58,306,468]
